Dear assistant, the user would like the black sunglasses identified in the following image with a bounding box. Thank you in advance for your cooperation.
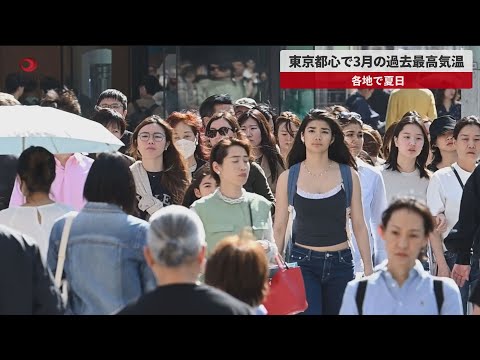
[205,127,233,138]
[337,111,363,125]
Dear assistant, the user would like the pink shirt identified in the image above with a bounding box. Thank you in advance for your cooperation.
[9,153,94,211]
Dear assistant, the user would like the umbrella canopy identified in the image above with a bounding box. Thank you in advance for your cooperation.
[0,105,124,156]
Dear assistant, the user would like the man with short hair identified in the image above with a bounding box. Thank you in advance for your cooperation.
[198,93,234,127]
[95,89,132,154]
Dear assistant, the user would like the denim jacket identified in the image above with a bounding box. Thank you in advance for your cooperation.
[47,202,156,315]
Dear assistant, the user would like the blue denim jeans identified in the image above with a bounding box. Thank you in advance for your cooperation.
[289,244,354,315]
[444,251,480,315]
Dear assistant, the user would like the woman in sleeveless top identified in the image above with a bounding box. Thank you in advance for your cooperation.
[190,138,276,262]
[274,109,373,315]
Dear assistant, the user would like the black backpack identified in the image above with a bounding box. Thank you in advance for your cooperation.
[127,101,160,132]
[355,278,444,315]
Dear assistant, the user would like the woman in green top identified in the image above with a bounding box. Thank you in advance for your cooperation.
[190,138,276,261]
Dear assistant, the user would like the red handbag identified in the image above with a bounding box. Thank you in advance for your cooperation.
[263,255,308,315]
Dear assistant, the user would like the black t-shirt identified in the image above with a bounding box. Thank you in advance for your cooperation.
[138,171,173,220]
[117,283,254,315]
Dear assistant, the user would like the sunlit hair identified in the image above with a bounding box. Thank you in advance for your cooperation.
[166,111,208,161]
[40,87,81,115]
[382,121,399,160]
[287,108,357,170]
[130,115,189,205]
[210,138,252,184]
[362,126,383,159]
[238,108,285,183]
[205,228,269,307]
[327,104,363,129]
[274,111,301,139]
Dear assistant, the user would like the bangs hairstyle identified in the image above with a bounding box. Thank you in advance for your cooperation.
[182,165,217,207]
[274,111,301,139]
[386,115,430,179]
[209,138,252,184]
[238,108,285,183]
[130,115,189,205]
[166,111,208,161]
[287,108,357,170]
[92,107,126,134]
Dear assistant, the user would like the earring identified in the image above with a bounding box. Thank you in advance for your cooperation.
[165,146,168,150]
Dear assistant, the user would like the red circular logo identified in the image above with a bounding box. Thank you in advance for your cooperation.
[20,57,38,72]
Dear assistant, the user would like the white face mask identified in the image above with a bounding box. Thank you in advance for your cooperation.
[175,139,196,159]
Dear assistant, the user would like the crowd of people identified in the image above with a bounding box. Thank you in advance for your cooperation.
[0,80,479,315]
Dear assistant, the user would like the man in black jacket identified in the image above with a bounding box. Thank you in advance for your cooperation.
[448,165,480,288]
[0,225,64,315]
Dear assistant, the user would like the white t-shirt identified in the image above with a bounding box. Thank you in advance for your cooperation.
[426,163,474,243]
[381,166,430,204]
[350,159,388,272]
[0,203,73,264]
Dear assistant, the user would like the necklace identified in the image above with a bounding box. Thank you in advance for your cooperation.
[303,161,332,178]
[217,188,246,204]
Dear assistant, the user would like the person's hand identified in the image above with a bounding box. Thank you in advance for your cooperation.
[436,262,451,278]
[436,213,447,234]
[451,264,470,287]
[363,266,374,277]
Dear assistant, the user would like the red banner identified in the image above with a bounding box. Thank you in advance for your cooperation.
[280,72,472,89]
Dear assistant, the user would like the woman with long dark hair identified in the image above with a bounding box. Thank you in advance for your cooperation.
[129,116,189,220]
[238,108,285,196]
[273,109,373,315]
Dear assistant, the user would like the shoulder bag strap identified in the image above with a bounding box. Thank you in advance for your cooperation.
[287,163,301,206]
[451,165,464,189]
[355,279,368,315]
[433,279,444,315]
[54,213,76,288]
[340,163,353,208]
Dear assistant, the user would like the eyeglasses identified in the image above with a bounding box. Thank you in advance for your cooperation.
[337,111,363,125]
[138,132,166,142]
[205,127,233,138]
[95,103,124,111]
